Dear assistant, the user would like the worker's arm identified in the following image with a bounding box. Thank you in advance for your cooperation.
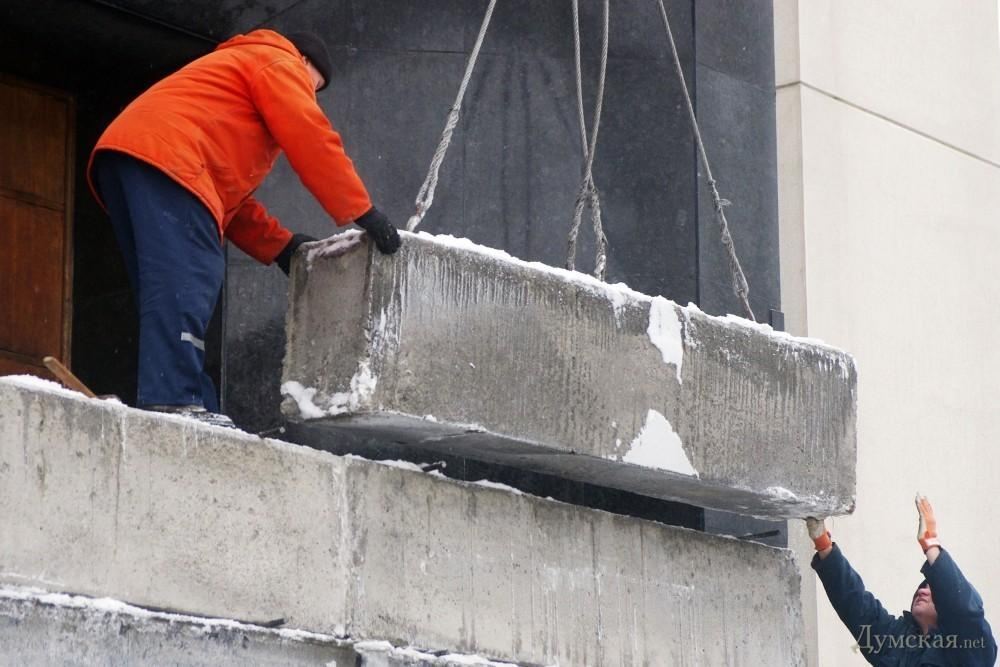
[249,59,373,227]
[806,519,898,660]
[226,197,321,274]
[915,496,997,662]
[225,197,294,264]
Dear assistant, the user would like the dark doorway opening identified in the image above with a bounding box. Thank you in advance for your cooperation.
[1,0,216,402]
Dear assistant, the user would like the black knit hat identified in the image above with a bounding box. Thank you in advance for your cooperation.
[286,32,332,91]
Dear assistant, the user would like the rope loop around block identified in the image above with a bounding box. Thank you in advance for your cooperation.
[565,0,610,281]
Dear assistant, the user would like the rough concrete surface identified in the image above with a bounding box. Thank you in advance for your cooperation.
[0,588,353,666]
[0,587,526,666]
[282,231,857,518]
[0,377,805,666]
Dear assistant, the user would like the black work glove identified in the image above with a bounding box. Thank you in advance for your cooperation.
[355,207,401,255]
[275,233,318,276]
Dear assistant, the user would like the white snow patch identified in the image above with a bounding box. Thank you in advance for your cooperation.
[281,361,378,419]
[354,640,395,652]
[304,230,365,268]
[605,287,630,325]
[352,639,522,666]
[344,455,528,497]
[765,486,799,502]
[362,457,425,473]
[646,296,684,383]
[621,410,698,477]
[470,479,524,495]
[326,361,377,416]
[279,381,326,419]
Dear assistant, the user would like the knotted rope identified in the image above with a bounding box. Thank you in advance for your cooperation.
[565,0,610,280]
[406,0,499,232]
[654,0,755,321]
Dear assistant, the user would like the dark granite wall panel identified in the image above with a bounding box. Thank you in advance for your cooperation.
[593,56,698,299]
[351,0,475,53]
[693,0,780,319]
[99,0,304,39]
[694,64,780,319]
[694,0,777,89]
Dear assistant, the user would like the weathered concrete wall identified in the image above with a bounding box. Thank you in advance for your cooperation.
[282,232,856,519]
[0,588,354,666]
[0,587,525,666]
[0,377,806,666]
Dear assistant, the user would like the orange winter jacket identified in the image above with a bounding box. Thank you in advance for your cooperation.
[87,29,372,264]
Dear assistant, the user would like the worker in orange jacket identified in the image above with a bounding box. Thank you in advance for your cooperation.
[88,30,399,427]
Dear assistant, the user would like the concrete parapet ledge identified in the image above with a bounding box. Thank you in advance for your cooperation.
[0,377,805,666]
[0,586,528,666]
[282,231,857,518]
[0,586,354,666]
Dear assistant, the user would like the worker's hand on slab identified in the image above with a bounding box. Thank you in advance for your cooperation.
[806,517,833,557]
[355,207,401,255]
[916,493,941,554]
[275,233,318,275]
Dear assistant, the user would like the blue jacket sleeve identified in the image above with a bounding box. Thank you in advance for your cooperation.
[812,544,899,663]
[921,548,997,665]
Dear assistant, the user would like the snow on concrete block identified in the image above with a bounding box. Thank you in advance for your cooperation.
[282,231,857,518]
[0,377,805,666]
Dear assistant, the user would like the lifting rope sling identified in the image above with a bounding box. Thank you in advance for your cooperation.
[565,0,610,281]
[405,0,756,321]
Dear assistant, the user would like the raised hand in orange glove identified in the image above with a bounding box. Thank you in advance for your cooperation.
[806,517,833,554]
[915,494,941,553]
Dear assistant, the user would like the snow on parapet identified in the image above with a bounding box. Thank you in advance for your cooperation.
[0,585,343,643]
[2,585,535,664]
[2,375,112,405]
[353,639,525,666]
[347,455,526,497]
[621,409,698,477]
[0,375,248,434]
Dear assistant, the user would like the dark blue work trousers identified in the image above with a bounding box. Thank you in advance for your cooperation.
[93,151,223,411]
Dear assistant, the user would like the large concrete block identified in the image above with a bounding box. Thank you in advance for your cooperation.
[282,231,857,518]
[0,377,805,666]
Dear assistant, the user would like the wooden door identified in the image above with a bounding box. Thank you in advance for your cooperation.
[0,76,74,378]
